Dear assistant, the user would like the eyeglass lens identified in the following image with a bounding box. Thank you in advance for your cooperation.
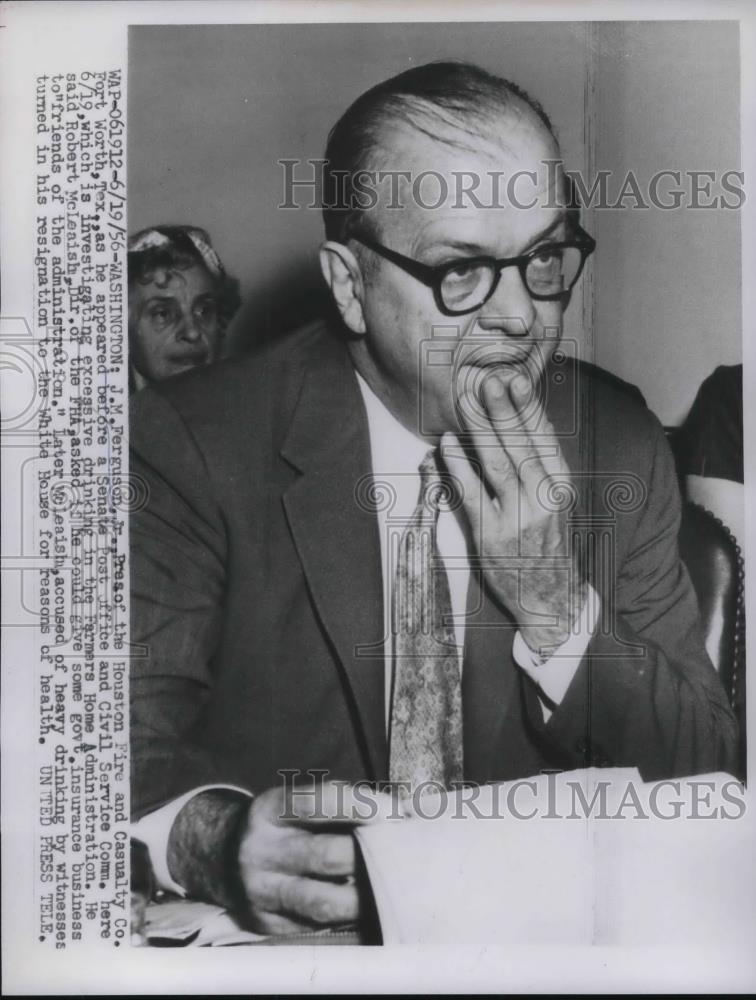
[440,245,584,311]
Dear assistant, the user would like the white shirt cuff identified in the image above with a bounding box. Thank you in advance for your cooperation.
[132,784,254,896]
[513,584,601,721]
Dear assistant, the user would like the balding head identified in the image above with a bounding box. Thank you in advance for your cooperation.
[322,60,563,242]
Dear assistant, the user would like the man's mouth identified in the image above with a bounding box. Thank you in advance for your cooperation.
[459,348,536,376]
[456,338,537,371]
[469,356,528,370]
[454,343,546,419]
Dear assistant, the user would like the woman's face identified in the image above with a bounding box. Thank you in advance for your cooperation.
[128,263,223,382]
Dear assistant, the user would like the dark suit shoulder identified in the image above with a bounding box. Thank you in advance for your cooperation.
[130,319,347,452]
[132,320,329,413]
[573,358,647,409]
[577,358,658,438]
[544,354,664,484]
[547,354,654,429]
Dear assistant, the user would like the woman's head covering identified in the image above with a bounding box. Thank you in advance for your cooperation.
[128,224,226,281]
[127,224,241,326]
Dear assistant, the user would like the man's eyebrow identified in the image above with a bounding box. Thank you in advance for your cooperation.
[426,214,568,259]
[428,238,488,255]
[523,213,568,250]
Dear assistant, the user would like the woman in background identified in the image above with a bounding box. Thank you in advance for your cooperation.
[676,364,744,552]
[127,225,240,391]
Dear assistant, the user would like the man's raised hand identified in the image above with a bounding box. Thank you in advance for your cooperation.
[443,367,587,656]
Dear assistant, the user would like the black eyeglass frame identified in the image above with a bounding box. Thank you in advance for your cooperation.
[350,227,596,316]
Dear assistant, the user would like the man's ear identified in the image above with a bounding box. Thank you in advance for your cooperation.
[319,241,367,335]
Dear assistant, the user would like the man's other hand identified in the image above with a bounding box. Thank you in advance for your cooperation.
[238,782,395,935]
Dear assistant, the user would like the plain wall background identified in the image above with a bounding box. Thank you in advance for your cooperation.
[593,21,741,424]
[128,20,741,425]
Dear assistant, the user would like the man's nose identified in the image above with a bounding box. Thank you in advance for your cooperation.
[476,266,537,338]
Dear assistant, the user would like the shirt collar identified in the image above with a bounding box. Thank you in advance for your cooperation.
[355,371,431,477]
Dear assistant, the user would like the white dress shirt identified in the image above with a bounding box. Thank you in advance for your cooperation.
[134,370,599,894]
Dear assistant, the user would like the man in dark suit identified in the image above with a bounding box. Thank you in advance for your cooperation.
[130,62,738,935]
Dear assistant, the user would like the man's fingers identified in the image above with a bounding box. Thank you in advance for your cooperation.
[480,371,570,509]
[279,874,360,925]
[507,373,566,481]
[242,868,359,935]
[240,792,364,932]
[460,368,555,503]
[247,870,360,927]
[484,368,520,423]
[265,829,356,879]
[457,375,519,501]
[303,831,356,877]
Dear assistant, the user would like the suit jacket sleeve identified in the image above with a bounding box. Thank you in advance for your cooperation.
[529,416,740,780]
[130,386,238,819]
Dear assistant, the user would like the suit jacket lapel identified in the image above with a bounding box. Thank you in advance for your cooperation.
[280,337,387,781]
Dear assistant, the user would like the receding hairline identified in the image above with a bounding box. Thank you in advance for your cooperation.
[346,107,563,253]
[322,61,564,242]
[361,97,560,176]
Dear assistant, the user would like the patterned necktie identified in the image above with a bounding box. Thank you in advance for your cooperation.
[389,449,464,791]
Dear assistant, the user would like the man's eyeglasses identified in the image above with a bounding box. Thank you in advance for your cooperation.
[350,228,596,317]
